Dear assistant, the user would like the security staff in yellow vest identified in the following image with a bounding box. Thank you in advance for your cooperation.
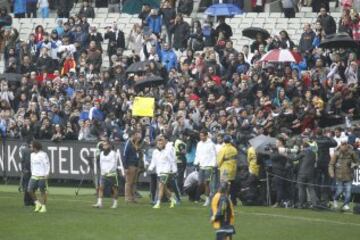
[217,135,238,205]
[211,182,235,240]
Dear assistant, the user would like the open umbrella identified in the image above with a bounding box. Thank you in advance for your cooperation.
[319,33,359,49]
[242,27,270,40]
[134,75,164,90]
[249,134,277,152]
[125,60,161,74]
[260,49,302,63]
[204,3,243,17]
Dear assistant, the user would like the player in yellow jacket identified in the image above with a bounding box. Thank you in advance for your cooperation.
[211,182,235,240]
[217,135,238,204]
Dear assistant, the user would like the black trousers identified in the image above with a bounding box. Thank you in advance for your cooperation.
[176,163,186,194]
[15,13,26,18]
[283,8,295,18]
[315,165,332,203]
[22,172,33,206]
[184,184,198,201]
[297,174,318,207]
[149,173,157,203]
[273,176,285,204]
[27,3,37,18]
[216,232,233,240]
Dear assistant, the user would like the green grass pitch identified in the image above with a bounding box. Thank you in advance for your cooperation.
[0,185,359,240]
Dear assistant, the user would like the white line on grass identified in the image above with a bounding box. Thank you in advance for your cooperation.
[240,212,360,227]
[1,195,359,227]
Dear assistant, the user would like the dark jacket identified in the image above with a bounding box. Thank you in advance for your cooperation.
[315,135,337,167]
[215,22,233,40]
[159,7,176,28]
[271,152,288,176]
[78,6,95,18]
[104,30,125,49]
[317,14,336,35]
[170,21,190,50]
[178,0,193,16]
[294,148,316,176]
[123,139,141,169]
[299,30,316,53]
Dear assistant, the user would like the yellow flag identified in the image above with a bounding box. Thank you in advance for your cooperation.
[132,97,155,117]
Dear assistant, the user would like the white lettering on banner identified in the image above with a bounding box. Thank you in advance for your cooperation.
[80,148,90,174]
[0,152,3,172]
[89,148,97,174]
[59,147,69,174]
[48,146,57,174]
[7,145,18,172]
[70,147,79,175]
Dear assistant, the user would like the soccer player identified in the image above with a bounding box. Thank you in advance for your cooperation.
[27,141,50,213]
[194,129,217,206]
[93,140,119,208]
[211,182,235,240]
[148,134,178,209]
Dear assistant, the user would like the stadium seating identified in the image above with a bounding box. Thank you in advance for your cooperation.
[0,4,344,72]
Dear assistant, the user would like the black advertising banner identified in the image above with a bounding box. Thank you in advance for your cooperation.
[0,140,124,180]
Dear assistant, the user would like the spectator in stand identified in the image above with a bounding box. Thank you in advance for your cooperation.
[78,0,95,18]
[317,7,337,35]
[281,0,297,18]
[14,0,27,18]
[312,0,330,12]
[26,0,38,18]
[146,9,162,36]
[56,0,74,18]
[88,25,103,51]
[108,0,121,13]
[178,0,193,16]
[139,4,151,26]
[104,23,125,62]
[299,23,316,53]
[252,0,266,12]
[159,0,176,44]
[215,17,233,41]
[37,0,49,18]
[0,7,12,30]
[170,14,190,51]
[160,42,177,72]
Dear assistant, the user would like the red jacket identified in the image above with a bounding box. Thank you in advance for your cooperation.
[61,58,76,75]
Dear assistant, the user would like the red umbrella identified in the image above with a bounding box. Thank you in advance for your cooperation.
[260,49,302,63]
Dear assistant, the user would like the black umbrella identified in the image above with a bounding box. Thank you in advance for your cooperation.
[125,61,161,74]
[242,27,270,40]
[134,75,165,90]
[319,33,359,49]
[0,73,22,82]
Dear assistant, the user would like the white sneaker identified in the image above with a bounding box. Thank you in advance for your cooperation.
[110,204,118,209]
[92,203,103,208]
[203,197,210,207]
[342,204,350,211]
[333,201,338,209]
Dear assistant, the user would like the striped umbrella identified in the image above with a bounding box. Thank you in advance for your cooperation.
[260,49,302,63]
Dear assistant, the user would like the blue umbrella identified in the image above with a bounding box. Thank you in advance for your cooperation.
[204,3,243,17]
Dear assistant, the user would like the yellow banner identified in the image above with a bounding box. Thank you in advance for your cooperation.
[132,97,155,117]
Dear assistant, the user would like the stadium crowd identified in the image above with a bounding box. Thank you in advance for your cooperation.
[1,0,360,213]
